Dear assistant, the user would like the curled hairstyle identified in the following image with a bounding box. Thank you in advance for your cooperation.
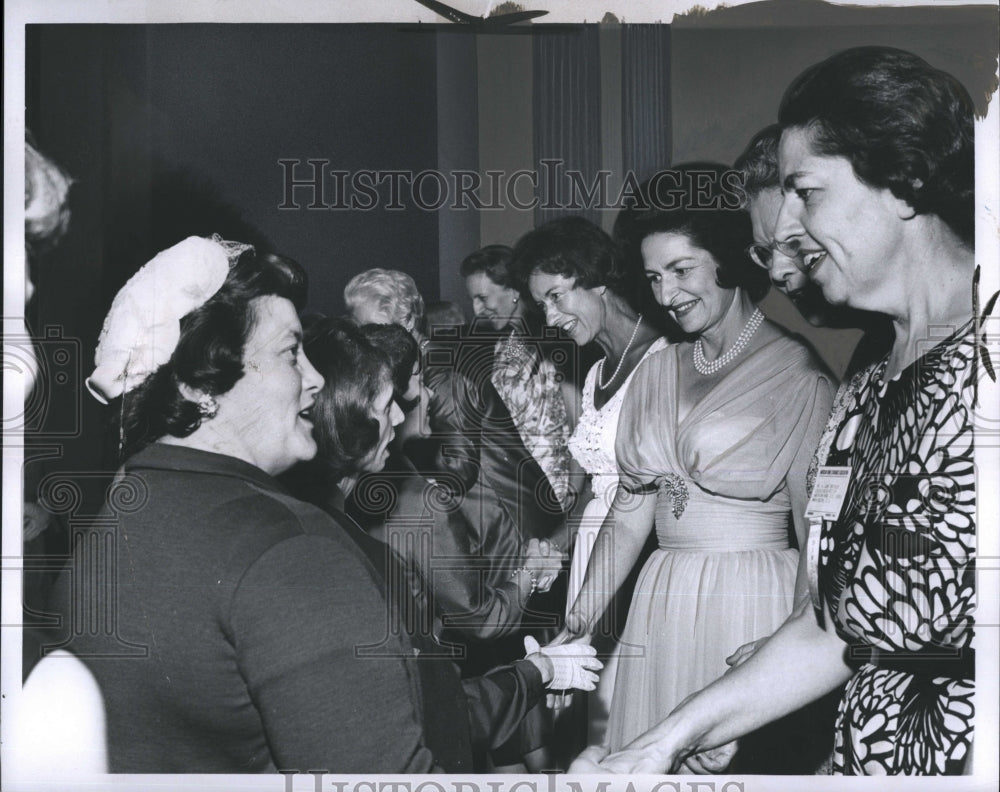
[459,244,515,287]
[115,250,307,460]
[734,124,782,200]
[356,323,419,404]
[344,268,425,334]
[460,243,546,334]
[304,317,392,482]
[619,163,768,302]
[779,45,974,245]
[510,216,633,301]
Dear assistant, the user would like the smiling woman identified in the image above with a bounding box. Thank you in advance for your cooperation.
[51,237,491,773]
[187,294,323,474]
[511,216,665,747]
[461,244,574,509]
[560,164,836,768]
[590,47,979,778]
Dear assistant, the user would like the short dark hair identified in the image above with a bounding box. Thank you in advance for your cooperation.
[115,250,307,459]
[460,243,546,334]
[779,45,974,245]
[304,317,392,482]
[356,322,418,399]
[734,124,782,200]
[617,162,769,302]
[510,216,631,298]
[459,244,515,287]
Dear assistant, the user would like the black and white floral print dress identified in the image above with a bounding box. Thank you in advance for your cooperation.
[817,321,976,775]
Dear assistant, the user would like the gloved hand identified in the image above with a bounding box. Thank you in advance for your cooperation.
[524,635,602,691]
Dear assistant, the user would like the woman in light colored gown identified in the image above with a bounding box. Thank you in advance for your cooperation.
[558,164,835,759]
[512,216,666,745]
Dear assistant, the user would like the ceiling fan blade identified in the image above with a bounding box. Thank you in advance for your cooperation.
[413,0,476,25]
[483,10,550,26]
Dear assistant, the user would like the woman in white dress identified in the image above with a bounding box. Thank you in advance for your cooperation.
[512,216,665,745]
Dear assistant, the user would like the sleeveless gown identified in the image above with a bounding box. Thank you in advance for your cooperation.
[606,335,834,750]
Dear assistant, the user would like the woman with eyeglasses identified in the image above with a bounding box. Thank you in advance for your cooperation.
[586,47,979,777]
[737,123,893,377]
[559,163,835,767]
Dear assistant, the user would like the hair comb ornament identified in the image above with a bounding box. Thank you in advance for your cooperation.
[86,235,252,404]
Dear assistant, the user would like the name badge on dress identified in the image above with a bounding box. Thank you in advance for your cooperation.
[805,466,852,521]
[805,466,851,611]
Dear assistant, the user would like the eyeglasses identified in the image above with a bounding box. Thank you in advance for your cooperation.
[746,239,803,271]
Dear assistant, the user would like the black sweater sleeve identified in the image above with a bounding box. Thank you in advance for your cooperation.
[228,533,439,773]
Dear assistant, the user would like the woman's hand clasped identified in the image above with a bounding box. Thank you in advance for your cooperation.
[594,717,690,774]
[544,612,593,709]
[522,538,565,593]
[523,635,602,692]
[679,742,738,773]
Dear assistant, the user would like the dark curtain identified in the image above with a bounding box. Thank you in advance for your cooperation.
[533,27,602,224]
[621,25,672,181]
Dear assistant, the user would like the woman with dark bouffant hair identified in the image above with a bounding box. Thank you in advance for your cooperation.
[56,235,589,774]
[342,322,564,641]
[586,48,978,777]
[559,163,835,765]
[105,247,311,462]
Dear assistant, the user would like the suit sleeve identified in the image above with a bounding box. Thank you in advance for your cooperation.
[461,660,545,751]
[425,364,481,488]
[406,493,525,640]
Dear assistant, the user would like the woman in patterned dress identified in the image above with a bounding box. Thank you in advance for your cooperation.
[461,245,575,508]
[590,46,978,777]
[512,216,666,745]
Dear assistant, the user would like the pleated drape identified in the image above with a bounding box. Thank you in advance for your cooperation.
[621,25,672,181]
[532,27,602,224]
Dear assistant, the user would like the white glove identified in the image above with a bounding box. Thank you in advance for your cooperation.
[524,635,602,691]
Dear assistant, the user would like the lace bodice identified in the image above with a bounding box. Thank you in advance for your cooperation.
[568,338,668,511]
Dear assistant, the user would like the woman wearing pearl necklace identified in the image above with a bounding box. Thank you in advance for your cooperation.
[555,163,835,768]
[511,216,666,747]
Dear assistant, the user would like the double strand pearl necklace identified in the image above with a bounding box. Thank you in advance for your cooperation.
[692,307,764,376]
[597,313,643,391]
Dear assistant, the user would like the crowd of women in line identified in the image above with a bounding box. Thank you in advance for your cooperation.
[29,44,979,777]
